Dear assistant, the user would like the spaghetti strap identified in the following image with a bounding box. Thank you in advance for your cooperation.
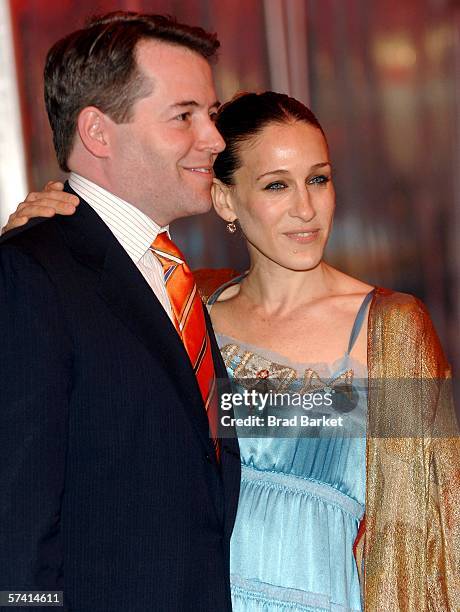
[346,289,375,355]
[207,271,248,308]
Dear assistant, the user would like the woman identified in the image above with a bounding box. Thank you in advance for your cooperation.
[5,92,459,611]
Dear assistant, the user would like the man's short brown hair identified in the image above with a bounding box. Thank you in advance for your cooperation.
[44,11,220,171]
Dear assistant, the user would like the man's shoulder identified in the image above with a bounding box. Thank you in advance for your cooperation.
[0,218,68,286]
[0,216,62,253]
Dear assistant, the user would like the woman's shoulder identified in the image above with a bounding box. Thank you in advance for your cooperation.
[372,286,430,322]
[193,267,241,303]
[371,287,449,373]
[334,266,422,315]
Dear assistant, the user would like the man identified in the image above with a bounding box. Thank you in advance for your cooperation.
[0,12,240,611]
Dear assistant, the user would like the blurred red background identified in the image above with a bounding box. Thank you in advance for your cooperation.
[7,0,460,378]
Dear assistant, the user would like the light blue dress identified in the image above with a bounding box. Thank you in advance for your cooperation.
[209,279,372,612]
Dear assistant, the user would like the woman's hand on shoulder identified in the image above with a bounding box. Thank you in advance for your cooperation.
[1,181,79,235]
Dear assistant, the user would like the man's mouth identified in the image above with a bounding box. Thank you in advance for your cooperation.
[184,167,213,175]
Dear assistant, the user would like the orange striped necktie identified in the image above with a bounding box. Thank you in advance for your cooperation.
[150,232,220,460]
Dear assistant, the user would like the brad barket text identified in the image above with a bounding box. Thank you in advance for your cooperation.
[220,415,344,428]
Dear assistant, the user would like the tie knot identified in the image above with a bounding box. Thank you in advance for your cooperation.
[151,232,185,264]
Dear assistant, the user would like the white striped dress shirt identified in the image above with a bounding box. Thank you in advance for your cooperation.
[69,172,174,321]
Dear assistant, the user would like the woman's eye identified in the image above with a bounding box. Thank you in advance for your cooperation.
[264,182,287,191]
[308,175,330,185]
[209,111,218,122]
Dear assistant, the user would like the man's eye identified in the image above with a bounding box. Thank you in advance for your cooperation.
[175,112,191,121]
[308,175,330,185]
[264,182,286,190]
[209,111,218,122]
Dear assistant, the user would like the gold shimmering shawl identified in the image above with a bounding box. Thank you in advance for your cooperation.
[195,270,460,611]
[362,287,459,611]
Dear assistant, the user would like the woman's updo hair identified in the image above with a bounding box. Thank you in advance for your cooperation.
[214,91,325,185]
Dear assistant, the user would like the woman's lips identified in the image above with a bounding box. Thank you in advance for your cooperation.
[282,229,320,244]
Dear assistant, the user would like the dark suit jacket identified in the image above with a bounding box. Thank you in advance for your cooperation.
[0,185,241,611]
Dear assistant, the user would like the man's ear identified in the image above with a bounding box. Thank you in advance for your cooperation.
[76,107,110,159]
[211,178,238,222]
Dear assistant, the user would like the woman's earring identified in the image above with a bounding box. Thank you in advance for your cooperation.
[226,221,237,234]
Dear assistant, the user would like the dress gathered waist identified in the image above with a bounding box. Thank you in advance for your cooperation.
[241,464,364,521]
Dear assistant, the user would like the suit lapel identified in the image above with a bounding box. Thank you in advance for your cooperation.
[100,241,218,454]
[59,185,216,457]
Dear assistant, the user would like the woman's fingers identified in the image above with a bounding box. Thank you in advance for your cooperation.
[44,181,65,192]
[23,189,79,207]
[2,189,80,234]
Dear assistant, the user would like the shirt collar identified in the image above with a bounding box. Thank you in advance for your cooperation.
[69,172,169,264]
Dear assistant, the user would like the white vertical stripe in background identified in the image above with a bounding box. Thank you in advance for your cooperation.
[0,0,27,227]
[263,0,310,105]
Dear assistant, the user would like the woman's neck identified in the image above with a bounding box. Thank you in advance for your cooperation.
[238,260,338,316]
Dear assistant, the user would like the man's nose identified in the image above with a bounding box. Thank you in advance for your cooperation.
[198,118,226,154]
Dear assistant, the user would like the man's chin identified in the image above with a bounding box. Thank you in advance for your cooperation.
[186,191,213,215]
[170,195,213,222]
[188,201,213,218]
